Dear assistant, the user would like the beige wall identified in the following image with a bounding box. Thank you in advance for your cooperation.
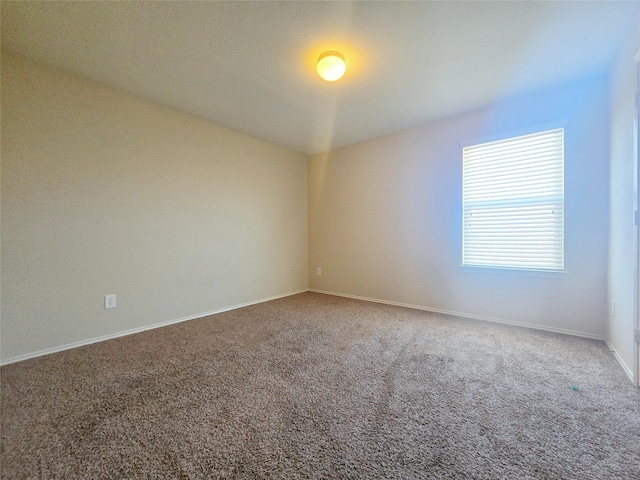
[309,76,610,337]
[608,8,640,382]
[1,53,308,363]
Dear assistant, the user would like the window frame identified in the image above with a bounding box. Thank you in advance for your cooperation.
[460,124,567,274]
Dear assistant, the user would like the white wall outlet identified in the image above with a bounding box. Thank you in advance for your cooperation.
[316,267,322,276]
[105,294,116,309]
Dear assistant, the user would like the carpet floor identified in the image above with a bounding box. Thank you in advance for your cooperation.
[1,292,639,479]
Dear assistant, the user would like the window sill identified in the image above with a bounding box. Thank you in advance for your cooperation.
[459,265,568,279]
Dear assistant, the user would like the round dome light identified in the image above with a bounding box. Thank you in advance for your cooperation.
[316,51,346,81]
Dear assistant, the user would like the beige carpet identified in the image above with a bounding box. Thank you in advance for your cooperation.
[2,292,639,479]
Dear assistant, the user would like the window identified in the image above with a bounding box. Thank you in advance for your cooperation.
[462,128,564,271]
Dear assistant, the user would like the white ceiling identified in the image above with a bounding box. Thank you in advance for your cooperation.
[1,1,638,155]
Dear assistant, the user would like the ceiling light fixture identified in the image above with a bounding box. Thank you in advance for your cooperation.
[316,51,346,81]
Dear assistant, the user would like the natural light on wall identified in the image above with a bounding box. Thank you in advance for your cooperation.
[462,128,565,271]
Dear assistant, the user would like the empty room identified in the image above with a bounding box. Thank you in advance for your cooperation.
[1,1,639,478]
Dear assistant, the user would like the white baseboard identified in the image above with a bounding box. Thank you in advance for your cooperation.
[605,341,635,383]
[0,289,309,366]
[309,289,606,341]
[7,288,634,387]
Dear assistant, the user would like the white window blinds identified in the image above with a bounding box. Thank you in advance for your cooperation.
[462,128,564,271]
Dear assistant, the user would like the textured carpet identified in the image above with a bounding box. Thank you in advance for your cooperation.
[1,292,639,479]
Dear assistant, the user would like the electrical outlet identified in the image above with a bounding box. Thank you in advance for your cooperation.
[105,294,116,309]
[316,267,322,276]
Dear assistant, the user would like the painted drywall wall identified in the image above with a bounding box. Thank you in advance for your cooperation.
[309,77,610,337]
[1,52,308,363]
[608,8,639,381]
